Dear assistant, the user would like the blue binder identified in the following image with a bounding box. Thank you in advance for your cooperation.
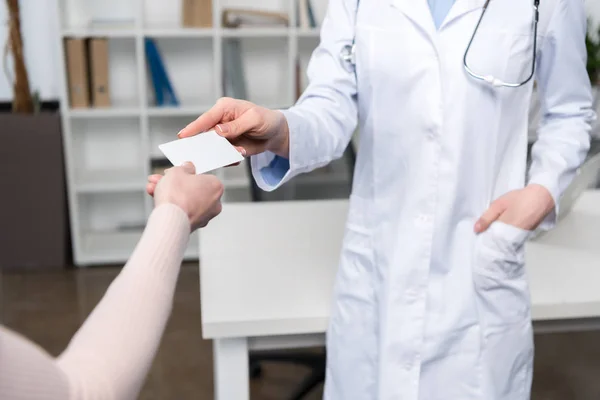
[306,0,317,28]
[144,38,179,107]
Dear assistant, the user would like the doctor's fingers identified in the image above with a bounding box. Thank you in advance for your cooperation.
[213,107,267,141]
[474,198,509,233]
[178,97,253,138]
[230,136,269,157]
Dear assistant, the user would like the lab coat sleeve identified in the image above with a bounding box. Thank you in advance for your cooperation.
[528,0,596,230]
[250,0,359,191]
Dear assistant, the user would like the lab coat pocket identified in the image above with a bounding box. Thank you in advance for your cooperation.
[473,221,532,328]
[474,222,534,399]
[326,195,379,397]
[337,195,375,288]
[481,319,534,400]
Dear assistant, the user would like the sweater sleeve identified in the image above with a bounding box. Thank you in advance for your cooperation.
[0,203,191,400]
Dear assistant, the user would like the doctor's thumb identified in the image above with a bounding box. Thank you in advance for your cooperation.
[215,110,261,140]
[474,201,505,233]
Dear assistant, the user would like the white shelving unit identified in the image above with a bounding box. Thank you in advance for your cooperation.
[55,0,331,266]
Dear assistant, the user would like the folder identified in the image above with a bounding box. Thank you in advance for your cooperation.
[182,0,196,27]
[89,38,111,107]
[182,0,213,28]
[145,38,179,106]
[65,38,89,108]
[222,8,289,28]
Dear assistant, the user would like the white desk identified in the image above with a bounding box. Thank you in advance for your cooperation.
[200,191,600,400]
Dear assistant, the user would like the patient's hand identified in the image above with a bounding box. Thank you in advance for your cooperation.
[147,162,224,230]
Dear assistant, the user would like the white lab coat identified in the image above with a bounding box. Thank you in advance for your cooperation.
[251,0,596,398]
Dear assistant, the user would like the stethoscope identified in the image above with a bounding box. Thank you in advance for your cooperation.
[340,0,540,88]
[464,0,540,87]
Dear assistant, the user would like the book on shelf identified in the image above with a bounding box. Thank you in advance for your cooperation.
[117,222,146,232]
[64,37,112,108]
[222,38,248,100]
[221,8,289,28]
[144,38,180,107]
[182,0,213,28]
[89,38,111,107]
[65,38,90,108]
[295,58,302,101]
[297,0,317,29]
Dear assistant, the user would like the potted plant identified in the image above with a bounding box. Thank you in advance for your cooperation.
[586,21,600,86]
[0,0,69,271]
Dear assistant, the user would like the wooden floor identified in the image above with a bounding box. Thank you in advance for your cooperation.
[2,263,600,399]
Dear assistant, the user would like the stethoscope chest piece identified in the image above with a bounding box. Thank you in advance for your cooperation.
[340,43,356,67]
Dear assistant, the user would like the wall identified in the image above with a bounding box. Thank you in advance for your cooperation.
[590,0,600,25]
[0,0,60,101]
[0,0,598,102]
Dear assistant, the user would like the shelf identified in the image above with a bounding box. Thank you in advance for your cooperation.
[69,107,141,118]
[221,27,290,38]
[148,115,196,158]
[297,35,321,95]
[145,37,216,108]
[147,105,212,117]
[222,36,292,107]
[77,220,201,265]
[144,26,214,38]
[75,170,147,193]
[71,118,145,188]
[295,28,320,38]
[77,193,146,233]
[57,0,336,267]
[62,25,136,38]
[79,230,143,265]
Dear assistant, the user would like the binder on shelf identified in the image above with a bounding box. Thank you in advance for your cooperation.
[222,38,248,99]
[306,0,317,28]
[297,0,317,29]
[89,38,111,107]
[222,38,255,198]
[65,38,90,108]
[222,8,289,28]
[144,38,179,107]
[182,0,213,28]
[295,58,301,101]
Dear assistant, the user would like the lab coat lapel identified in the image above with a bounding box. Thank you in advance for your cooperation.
[389,0,436,37]
[442,0,487,28]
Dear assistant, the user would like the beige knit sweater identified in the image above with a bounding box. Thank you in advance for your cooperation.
[0,203,191,400]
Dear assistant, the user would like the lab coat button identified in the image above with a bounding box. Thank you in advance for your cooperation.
[415,214,432,226]
[405,288,418,302]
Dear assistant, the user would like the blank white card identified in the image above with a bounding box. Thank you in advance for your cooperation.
[158,130,244,175]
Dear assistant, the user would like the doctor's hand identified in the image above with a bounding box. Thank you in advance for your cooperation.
[147,162,224,230]
[474,184,555,234]
[177,97,291,159]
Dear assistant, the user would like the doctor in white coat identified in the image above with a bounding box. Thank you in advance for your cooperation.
[178,0,596,398]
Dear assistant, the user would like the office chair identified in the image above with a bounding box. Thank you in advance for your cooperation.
[250,349,327,400]
[245,143,357,399]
